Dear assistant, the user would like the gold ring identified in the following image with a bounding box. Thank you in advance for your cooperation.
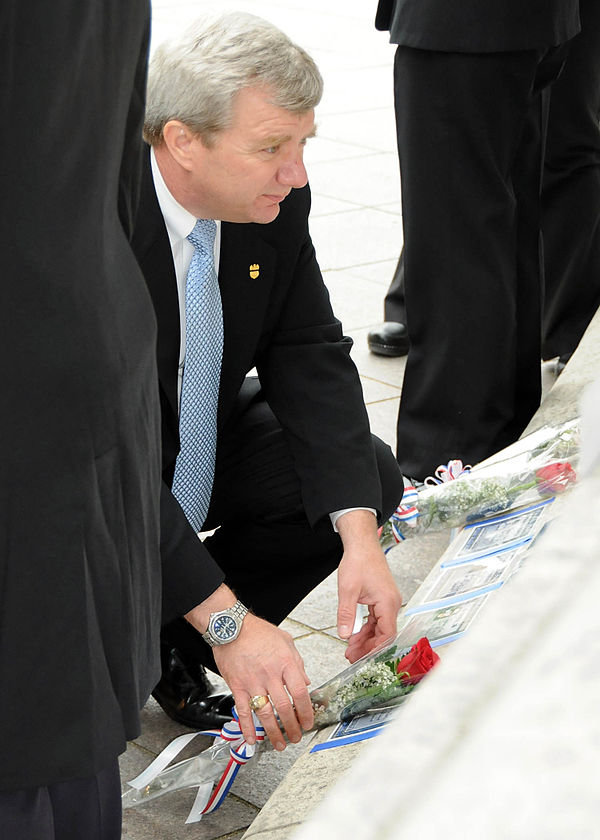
[249,694,270,712]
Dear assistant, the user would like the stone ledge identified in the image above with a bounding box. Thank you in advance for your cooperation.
[242,306,600,840]
[293,467,600,839]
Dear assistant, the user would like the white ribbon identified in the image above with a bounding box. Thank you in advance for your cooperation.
[127,730,215,790]
[125,709,265,823]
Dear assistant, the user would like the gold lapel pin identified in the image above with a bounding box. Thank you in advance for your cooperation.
[249,263,260,279]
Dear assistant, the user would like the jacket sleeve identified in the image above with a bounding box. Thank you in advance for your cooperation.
[257,187,383,528]
[159,481,225,624]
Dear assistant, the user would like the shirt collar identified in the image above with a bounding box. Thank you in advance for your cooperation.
[150,146,197,249]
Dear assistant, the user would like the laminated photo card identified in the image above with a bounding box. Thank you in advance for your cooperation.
[395,594,490,648]
[311,705,402,752]
[406,549,523,613]
[442,498,555,567]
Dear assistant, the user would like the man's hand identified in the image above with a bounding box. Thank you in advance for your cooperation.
[185,586,313,750]
[214,613,313,750]
[335,510,402,663]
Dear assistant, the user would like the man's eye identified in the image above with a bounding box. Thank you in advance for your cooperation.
[263,146,278,154]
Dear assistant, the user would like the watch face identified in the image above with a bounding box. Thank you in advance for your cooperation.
[213,614,238,641]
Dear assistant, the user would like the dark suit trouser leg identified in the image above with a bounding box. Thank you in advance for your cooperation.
[383,251,407,323]
[162,386,403,671]
[542,0,600,360]
[0,760,121,840]
[393,45,567,480]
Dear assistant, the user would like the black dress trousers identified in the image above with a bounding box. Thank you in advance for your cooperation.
[542,0,600,360]
[393,44,568,479]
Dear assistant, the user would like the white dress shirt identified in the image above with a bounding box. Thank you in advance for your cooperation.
[151,148,221,395]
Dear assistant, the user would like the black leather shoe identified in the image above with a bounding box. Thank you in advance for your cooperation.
[152,647,235,729]
[367,322,410,357]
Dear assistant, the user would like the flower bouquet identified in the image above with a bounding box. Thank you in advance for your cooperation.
[381,418,579,545]
[122,636,439,821]
[310,636,440,727]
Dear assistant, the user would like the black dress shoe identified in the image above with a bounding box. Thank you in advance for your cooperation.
[152,647,235,729]
[367,322,410,357]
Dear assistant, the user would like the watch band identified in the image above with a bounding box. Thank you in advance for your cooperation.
[202,599,248,647]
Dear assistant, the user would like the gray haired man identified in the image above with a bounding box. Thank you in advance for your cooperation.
[132,12,404,751]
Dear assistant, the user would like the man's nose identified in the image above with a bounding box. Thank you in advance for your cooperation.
[277,158,308,188]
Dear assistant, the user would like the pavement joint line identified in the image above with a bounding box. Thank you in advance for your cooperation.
[227,793,261,814]
[359,374,403,387]
[127,741,162,758]
[363,396,404,406]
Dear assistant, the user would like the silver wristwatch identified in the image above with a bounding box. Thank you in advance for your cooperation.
[202,600,248,647]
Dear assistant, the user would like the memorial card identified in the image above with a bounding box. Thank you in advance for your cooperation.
[443,499,554,566]
[310,705,401,752]
[406,550,521,613]
[396,594,489,647]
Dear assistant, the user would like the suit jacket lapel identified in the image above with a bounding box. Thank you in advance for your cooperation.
[217,223,276,423]
[133,150,279,431]
[132,152,181,421]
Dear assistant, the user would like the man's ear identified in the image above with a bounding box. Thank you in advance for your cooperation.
[162,120,199,171]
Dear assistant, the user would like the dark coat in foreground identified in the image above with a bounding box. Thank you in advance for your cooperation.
[0,0,162,790]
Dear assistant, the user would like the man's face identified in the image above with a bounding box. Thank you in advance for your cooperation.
[185,85,315,224]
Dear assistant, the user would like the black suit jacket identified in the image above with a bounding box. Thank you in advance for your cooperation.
[132,152,383,621]
[376,0,580,52]
[0,0,162,790]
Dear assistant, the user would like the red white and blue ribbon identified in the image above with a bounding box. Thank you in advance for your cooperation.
[390,480,419,540]
[126,708,265,823]
[424,459,471,486]
[386,461,471,542]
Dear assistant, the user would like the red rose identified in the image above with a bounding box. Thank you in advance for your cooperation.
[395,637,440,685]
[535,461,577,496]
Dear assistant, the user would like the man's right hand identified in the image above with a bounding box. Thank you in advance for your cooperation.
[213,613,314,750]
[185,585,313,750]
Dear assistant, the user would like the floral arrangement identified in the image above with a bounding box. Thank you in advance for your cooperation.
[381,419,579,545]
[122,637,440,821]
[310,636,440,727]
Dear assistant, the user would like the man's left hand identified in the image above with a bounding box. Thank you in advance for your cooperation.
[335,510,402,663]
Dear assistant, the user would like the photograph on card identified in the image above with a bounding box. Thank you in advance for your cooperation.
[310,705,400,752]
[396,594,489,648]
[407,551,522,613]
[445,499,554,565]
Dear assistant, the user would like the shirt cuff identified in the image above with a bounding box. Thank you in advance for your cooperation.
[329,507,377,533]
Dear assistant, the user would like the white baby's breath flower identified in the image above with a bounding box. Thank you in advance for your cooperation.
[329,661,396,714]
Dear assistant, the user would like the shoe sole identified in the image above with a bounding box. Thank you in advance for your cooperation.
[368,341,409,357]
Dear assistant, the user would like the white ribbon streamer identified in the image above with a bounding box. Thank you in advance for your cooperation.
[124,709,265,823]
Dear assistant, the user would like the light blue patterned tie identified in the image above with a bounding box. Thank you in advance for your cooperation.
[172,218,223,532]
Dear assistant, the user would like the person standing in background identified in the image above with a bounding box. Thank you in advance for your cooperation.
[542,0,600,373]
[369,0,579,482]
[370,0,600,381]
